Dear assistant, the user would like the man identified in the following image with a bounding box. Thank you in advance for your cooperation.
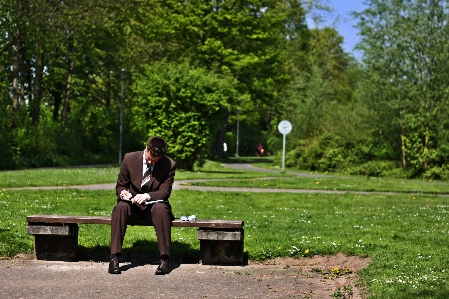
[109,136,176,275]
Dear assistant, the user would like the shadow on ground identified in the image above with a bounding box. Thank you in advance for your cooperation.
[77,239,220,265]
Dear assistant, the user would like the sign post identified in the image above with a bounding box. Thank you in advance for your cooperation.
[278,120,292,172]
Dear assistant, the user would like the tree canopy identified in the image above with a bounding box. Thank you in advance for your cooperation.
[2,0,449,179]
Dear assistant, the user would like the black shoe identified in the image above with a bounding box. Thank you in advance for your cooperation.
[108,257,121,274]
[155,259,170,275]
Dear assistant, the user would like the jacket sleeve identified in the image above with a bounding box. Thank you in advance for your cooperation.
[115,153,132,198]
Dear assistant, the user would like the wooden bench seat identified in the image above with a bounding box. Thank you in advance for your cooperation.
[26,214,244,265]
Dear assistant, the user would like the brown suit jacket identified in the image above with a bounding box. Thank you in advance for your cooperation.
[115,150,176,202]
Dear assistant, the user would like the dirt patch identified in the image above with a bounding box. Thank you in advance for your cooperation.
[10,253,34,260]
[249,253,372,298]
[259,253,372,270]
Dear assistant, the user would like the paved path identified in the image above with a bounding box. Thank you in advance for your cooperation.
[1,257,366,299]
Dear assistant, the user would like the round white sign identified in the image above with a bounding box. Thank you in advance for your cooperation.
[278,120,292,135]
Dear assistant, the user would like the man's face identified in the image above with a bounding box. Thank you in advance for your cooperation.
[145,149,162,164]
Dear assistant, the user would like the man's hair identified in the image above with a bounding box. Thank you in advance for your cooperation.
[146,136,168,157]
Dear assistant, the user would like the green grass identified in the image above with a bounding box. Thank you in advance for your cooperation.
[2,162,449,298]
[0,166,119,188]
[176,160,289,180]
[0,160,288,188]
[1,188,449,298]
[188,174,449,194]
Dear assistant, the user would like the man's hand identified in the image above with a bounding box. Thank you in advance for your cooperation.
[120,189,132,200]
[132,193,151,205]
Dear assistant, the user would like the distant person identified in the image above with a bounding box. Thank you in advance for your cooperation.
[109,136,176,275]
[257,143,265,156]
[223,142,227,157]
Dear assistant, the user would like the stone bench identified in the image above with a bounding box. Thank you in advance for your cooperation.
[26,214,244,265]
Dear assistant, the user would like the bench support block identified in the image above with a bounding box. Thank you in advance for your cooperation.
[27,224,78,260]
[198,229,244,265]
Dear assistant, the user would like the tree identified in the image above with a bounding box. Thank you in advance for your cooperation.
[131,60,238,170]
[355,0,449,176]
[137,0,295,156]
[0,0,140,168]
[268,23,362,170]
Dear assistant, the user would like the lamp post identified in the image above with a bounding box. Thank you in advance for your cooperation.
[236,107,240,157]
[119,69,125,164]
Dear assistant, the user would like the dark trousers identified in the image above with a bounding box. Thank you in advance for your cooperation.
[110,201,173,257]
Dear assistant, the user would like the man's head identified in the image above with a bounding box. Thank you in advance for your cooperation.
[145,136,168,164]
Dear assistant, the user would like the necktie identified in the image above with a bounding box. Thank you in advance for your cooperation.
[141,164,152,187]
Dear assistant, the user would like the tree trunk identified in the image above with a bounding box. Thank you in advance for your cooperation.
[61,36,75,132]
[32,41,44,126]
[51,82,64,121]
[10,1,24,128]
[424,92,430,169]
[11,37,19,115]
[401,133,406,168]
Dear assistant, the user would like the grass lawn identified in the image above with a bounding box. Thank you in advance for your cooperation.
[0,160,289,188]
[188,175,449,194]
[1,161,449,298]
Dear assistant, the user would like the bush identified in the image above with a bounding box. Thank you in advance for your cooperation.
[285,147,302,167]
[347,160,398,177]
[422,164,449,181]
[297,137,323,171]
[295,135,349,172]
[131,60,238,171]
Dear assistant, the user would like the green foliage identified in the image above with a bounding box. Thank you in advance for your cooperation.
[308,27,353,103]
[142,0,300,155]
[354,0,449,178]
[290,134,353,172]
[422,164,449,181]
[131,60,238,170]
[0,105,14,170]
[11,107,60,168]
[0,0,138,169]
[285,146,303,168]
[3,0,449,184]
[227,119,271,158]
[270,25,365,172]
[145,0,289,102]
[347,161,399,178]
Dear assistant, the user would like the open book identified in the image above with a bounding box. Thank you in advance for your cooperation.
[121,197,165,206]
